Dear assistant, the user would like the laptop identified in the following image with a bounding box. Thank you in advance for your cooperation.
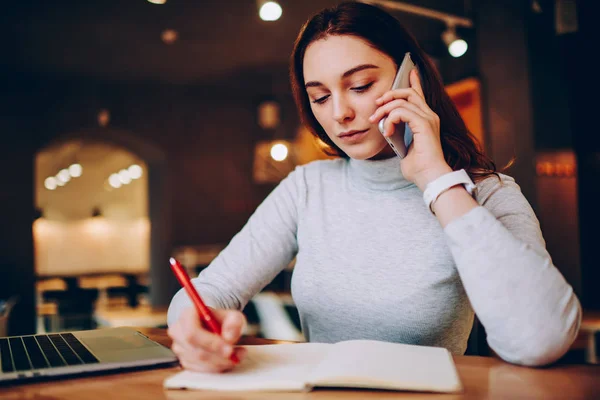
[0,326,178,383]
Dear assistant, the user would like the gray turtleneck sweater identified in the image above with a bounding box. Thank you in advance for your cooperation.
[167,157,581,366]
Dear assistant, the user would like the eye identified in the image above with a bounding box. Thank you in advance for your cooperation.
[351,82,374,93]
[312,95,330,104]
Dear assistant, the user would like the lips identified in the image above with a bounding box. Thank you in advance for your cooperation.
[338,129,369,138]
[337,128,370,144]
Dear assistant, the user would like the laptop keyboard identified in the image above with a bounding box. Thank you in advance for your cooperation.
[0,333,99,373]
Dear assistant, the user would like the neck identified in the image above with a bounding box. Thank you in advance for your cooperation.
[347,157,413,191]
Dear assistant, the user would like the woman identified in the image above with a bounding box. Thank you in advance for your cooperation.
[167,1,581,372]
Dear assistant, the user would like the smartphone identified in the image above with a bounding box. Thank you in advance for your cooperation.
[378,52,416,159]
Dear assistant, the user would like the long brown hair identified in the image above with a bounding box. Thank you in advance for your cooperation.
[290,1,497,182]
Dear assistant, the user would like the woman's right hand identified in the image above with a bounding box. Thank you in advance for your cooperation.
[167,306,248,373]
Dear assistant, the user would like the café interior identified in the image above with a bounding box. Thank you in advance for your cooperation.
[0,0,597,374]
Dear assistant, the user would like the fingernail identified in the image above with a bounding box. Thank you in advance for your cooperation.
[222,344,232,357]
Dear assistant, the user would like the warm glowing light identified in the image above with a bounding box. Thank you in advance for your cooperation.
[45,177,57,190]
[128,164,143,179]
[161,29,178,44]
[82,218,110,237]
[442,26,468,58]
[69,163,82,178]
[118,169,131,184]
[448,39,468,58]
[97,109,110,127]
[259,1,282,21]
[109,173,122,188]
[57,169,71,183]
[147,0,166,4]
[270,143,288,161]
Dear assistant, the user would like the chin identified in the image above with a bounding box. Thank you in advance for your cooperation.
[342,142,391,160]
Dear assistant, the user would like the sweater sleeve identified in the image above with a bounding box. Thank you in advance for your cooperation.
[443,174,581,366]
[167,166,306,326]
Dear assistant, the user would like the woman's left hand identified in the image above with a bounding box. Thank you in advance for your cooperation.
[369,69,452,191]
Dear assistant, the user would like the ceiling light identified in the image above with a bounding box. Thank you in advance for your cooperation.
[109,174,122,188]
[118,169,132,185]
[442,25,468,58]
[69,163,82,178]
[44,177,57,191]
[128,164,143,179]
[57,169,71,183]
[147,0,166,4]
[360,1,472,58]
[258,1,282,21]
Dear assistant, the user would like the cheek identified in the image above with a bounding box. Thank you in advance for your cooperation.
[308,91,381,132]
[310,105,332,131]
[359,95,380,115]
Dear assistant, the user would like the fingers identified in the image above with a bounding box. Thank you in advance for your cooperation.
[371,70,439,138]
[375,90,429,114]
[409,68,425,98]
[382,108,418,137]
[375,70,428,112]
[369,98,428,124]
[174,341,238,373]
[168,307,246,373]
[176,343,247,373]
[219,310,247,343]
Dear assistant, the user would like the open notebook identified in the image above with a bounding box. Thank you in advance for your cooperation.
[164,340,463,393]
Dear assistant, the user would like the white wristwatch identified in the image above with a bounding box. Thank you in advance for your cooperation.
[423,169,476,214]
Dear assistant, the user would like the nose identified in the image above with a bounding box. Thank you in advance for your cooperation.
[332,95,355,124]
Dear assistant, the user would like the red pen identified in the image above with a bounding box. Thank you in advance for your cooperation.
[169,257,240,364]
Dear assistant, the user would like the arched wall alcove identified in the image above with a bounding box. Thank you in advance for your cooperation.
[35,127,177,307]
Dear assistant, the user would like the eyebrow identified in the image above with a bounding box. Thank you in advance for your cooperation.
[305,64,380,88]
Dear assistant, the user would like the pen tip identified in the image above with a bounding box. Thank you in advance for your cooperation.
[169,257,176,265]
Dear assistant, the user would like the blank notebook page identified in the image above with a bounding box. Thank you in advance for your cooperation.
[164,343,330,391]
[307,340,462,392]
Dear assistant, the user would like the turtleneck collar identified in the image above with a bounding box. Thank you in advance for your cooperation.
[347,156,414,191]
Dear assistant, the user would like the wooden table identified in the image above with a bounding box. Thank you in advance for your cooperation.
[1,328,599,399]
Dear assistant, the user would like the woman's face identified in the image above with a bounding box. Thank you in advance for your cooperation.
[303,35,397,160]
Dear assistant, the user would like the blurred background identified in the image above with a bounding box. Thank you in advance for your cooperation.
[0,0,596,363]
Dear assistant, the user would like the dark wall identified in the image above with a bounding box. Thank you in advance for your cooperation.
[524,1,585,301]
[469,0,594,353]
[475,0,537,208]
[524,0,596,308]
[0,91,36,335]
[475,0,595,304]
[566,2,598,309]
[526,1,574,150]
